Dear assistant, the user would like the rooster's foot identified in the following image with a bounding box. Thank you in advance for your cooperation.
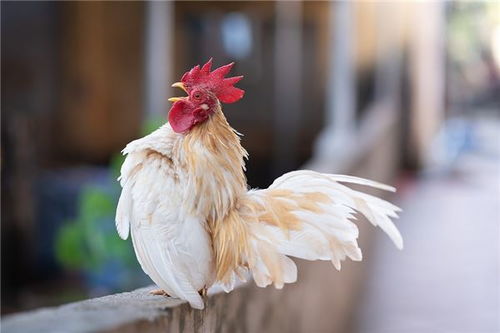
[198,287,208,297]
[149,289,170,297]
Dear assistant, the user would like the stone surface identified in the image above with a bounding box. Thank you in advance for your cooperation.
[2,286,183,333]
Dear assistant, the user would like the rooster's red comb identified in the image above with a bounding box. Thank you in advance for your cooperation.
[180,58,244,104]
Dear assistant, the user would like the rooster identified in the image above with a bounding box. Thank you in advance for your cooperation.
[115,59,403,310]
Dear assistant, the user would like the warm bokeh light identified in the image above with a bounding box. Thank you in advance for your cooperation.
[492,25,500,70]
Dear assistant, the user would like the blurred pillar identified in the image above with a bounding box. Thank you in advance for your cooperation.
[373,2,404,104]
[409,2,446,167]
[312,1,356,167]
[144,1,173,117]
[328,1,356,135]
[273,1,303,175]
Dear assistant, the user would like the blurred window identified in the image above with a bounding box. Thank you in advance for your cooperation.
[221,12,252,59]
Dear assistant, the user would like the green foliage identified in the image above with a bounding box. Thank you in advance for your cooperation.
[110,154,126,180]
[55,220,88,270]
[55,182,134,272]
[142,113,165,135]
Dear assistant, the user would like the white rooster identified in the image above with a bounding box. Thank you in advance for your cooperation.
[115,59,402,309]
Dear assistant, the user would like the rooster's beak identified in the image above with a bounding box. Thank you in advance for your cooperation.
[168,82,188,102]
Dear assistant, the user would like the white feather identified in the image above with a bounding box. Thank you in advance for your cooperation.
[115,181,131,240]
[115,124,213,309]
[228,170,402,291]
[271,170,403,249]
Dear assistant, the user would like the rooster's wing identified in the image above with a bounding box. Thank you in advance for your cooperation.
[116,125,213,309]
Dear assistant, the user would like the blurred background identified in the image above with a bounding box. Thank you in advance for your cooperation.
[1,1,499,331]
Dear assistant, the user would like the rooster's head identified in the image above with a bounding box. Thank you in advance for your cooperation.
[168,59,244,133]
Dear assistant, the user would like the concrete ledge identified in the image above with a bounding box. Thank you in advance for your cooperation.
[2,257,375,333]
[2,286,184,333]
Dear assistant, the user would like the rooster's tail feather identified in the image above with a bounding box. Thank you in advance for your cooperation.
[219,170,402,292]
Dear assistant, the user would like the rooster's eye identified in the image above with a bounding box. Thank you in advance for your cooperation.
[193,92,201,100]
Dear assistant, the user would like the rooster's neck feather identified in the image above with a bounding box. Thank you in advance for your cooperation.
[180,103,248,220]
